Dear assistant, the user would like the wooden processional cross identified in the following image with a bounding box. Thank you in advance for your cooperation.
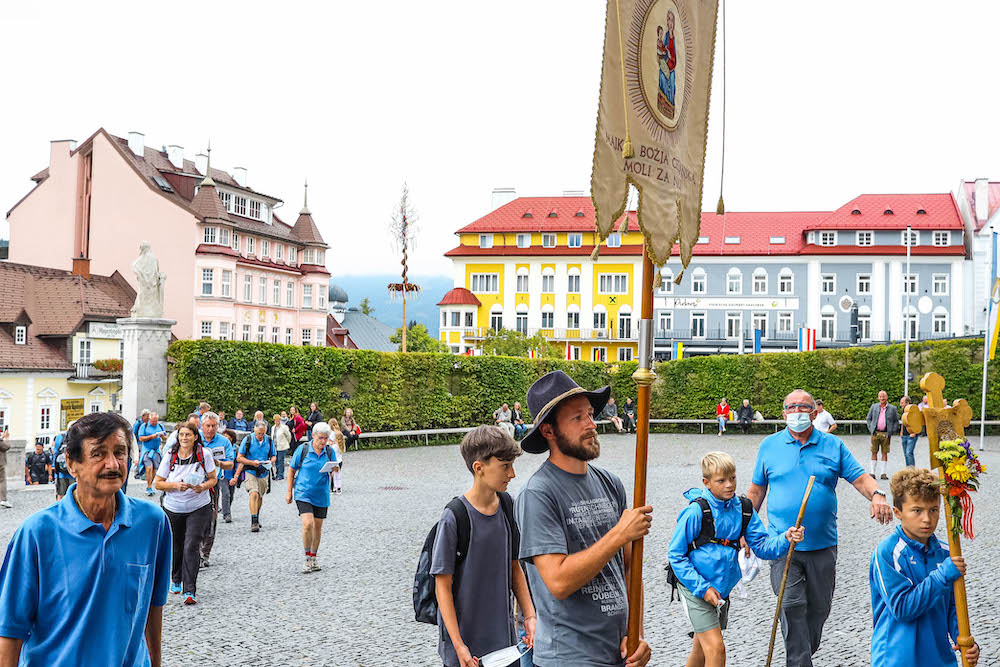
[901,372,975,666]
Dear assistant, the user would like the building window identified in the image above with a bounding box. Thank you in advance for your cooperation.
[903,274,918,295]
[857,273,871,295]
[242,274,252,301]
[262,240,269,257]
[542,273,555,293]
[607,233,621,248]
[464,312,474,327]
[933,312,949,335]
[14,326,26,345]
[259,276,267,305]
[691,312,706,338]
[219,191,232,210]
[569,345,581,360]
[541,311,554,328]
[221,270,231,297]
[40,406,51,431]
[568,311,580,329]
[479,234,494,249]
[203,227,217,244]
[770,236,786,244]
[658,312,672,333]
[856,231,874,247]
[933,231,950,247]
[249,200,261,220]
[287,281,294,306]
[119,340,124,358]
[285,328,293,345]
[568,233,583,248]
[691,271,707,294]
[232,232,240,251]
[752,312,767,334]
[201,321,212,339]
[821,274,835,294]
[303,284,314,309]
[451,312,460,327]
[76,339,92,366]
[219,228,230,247]
[302,248,315,265]
[516,234,531,248]
[542,234,556,248]
[660,271,673,294]
[201,268,214,296]
[778,270,794,294]
[727,270,742,295]
[220,322,230,340]
[618,312,632,338]
[0,408,7,433]
[752,270,767,295]
[933,273,949,295]
[568,274,581,293]
[516,273,529,293]
[618,347,633,361]
[726,312,742,339]
[276,244,283,260]
[257,326,265,343]
[592,347,606,362]
[441,311,448,328]
[89,401,101,414]
[598,274,628,294]
[904,313,918,340]
[289,247,297,264]
[807,231,816,245]
[593,311,607,330]
[471,273,499,293]
[902,229,919,246]
[242,324,251,342]
[820,314,835,340]
[515,312,528,335]
[272,327,280,343]
[778,312,793,333]
[234,195,247,216]
[858,315,871,341]
[490,311,503,331]
[819,231,837,246]
[247,237,255,255]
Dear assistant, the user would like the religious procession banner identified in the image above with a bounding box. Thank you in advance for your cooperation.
[591,0,719,270]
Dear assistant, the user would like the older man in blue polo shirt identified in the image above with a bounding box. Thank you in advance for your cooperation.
[747,389,893,667]
[0,412,171,667]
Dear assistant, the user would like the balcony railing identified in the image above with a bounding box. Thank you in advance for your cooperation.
[651,328,962,345]
[72,363,122,380]
[460,327,638,341]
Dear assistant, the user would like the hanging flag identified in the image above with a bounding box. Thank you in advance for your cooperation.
[753,329,762,354]
[989,231,999,361]
[591,0,720,269]
[798,327,817,352]
[672,341,683,360]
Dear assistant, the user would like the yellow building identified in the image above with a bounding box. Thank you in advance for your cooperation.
[438,193,641,361]
[0,260,133,450]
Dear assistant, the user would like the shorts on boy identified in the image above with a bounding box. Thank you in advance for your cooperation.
[295,500,328,519]
[245,473,269,495]
[677,582,729,635]
[870,432,890,455]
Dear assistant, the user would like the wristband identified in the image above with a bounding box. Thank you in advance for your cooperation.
[872,489,887,499]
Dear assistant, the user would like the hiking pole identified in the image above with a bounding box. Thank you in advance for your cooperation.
[765,475,814,667]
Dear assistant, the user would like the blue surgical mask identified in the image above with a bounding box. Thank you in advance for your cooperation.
[785,412,813,433]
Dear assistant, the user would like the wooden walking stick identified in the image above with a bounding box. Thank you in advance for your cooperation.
[765,475,815,667]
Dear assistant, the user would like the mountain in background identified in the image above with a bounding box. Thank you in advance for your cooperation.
[330,274,454,338]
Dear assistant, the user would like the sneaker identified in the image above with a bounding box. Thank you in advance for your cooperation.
[310,557,321,572]
[0,501,12,509]
[223,515,232,523]
[169,582,182,595]
[200,557,210,568]
[183,593,197,605]
[145,488,155,496]
[880,473,889,480]
[302,558,313,574]
[870,473,877,479]
[251,521,260,533]
[335,488,343,495]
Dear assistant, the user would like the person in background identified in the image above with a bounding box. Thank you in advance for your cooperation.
[812,399,838,433]
[272,414,292,481]
[25,443,50,486]
[197,402,211,418]
[331,430,345,494]
[898,396,918,468]
[234,420,276,533]
[512,402,528,440]
[866,390,899,480]
[305,402,324,439]
[602,397,625,433]
[219,430,240,523]
[622,397,637,434]
[340,408,361,451]
[0,412,171,666]
[52,426,74,501]
[0,427,10,509]
[280,410,289,425]
[198,412,233,568]
[288,406,308,458]
[715,397,729,436]
[138,412,168,496]
[736,399,755,434]
[286,422,337,573]
[228,410,249,432]
[132,409,150,441]
[494,403,515,437]
[217,410,227,427]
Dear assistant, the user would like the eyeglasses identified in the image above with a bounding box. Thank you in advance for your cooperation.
[783,403,815,413]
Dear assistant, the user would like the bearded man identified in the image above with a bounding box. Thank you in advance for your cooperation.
[515,371,652,667]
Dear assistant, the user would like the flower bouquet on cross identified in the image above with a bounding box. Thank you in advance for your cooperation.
[934,438,987,541]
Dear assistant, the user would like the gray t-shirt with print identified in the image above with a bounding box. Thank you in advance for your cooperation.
[516,460,628,667]
[430,495,516,666]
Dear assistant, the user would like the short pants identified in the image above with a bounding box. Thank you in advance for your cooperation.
[141,449,162,470]
[678,583,730,635]
[55,478,72,496]
[871,431,891,455]
[295,500,329,519]
[244,473,269,495]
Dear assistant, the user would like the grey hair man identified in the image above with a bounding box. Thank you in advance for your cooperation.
[866,390,899,480]
[234,420,276,532]
[198,412,234,565]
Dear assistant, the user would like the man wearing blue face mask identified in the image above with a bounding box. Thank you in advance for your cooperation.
[746,389,894,667]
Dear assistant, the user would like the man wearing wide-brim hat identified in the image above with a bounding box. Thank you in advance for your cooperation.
[515,371,652,667]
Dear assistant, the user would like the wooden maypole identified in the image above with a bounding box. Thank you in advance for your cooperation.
[387,184,420,351]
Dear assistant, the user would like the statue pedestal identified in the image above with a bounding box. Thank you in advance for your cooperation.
[117,317,176,424]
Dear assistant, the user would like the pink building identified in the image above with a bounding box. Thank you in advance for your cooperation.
[6,128,330,344]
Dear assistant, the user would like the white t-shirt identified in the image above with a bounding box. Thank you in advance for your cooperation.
[156,446,217,514]
[813,410,837,433]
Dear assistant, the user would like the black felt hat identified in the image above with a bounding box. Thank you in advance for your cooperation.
[521,370,611,454]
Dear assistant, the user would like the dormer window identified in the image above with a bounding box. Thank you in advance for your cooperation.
[607,233,622,248]
[575,210,585,217]
[14,326,26,345]
[883,209,894,215]
[479,234,494,249]
[818,231,837,246]
[851,209,861,215]
[917,209,927,215]
[234,195,248,217]
[522,210,533,218]
[249,200,262,220]
[548,211,558,218]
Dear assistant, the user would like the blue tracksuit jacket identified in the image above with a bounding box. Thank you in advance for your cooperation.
[667,488,789,599]
[869,525,962,667]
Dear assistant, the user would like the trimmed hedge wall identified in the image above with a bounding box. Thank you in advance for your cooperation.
[166,339,999,432]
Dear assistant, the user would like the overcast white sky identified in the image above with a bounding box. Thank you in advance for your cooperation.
[2,1,998,277]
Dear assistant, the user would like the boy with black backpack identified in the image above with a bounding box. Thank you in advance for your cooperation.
[423,425,536,667]
[667,452,803,667]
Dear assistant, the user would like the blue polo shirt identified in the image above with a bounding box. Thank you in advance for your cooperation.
[752,426,866,551]
[137,422,165,452]
[229,418,249,432]
[0,483,172,666]
[239,434,275,477]
[290,445,335,508]
[201,432,235,480]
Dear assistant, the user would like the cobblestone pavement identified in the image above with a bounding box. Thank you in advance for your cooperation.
[2,433,998,666]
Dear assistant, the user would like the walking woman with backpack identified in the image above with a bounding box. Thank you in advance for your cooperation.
[154,422,217,605]
[286,421,338,574]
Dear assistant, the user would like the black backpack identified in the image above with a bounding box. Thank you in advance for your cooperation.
[413,492,519,625]
[664,495,753,602]
[294,444,340,491]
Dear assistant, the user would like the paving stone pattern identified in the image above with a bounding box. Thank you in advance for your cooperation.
[2,433,998,666]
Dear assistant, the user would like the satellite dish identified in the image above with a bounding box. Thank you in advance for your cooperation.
[838,295,854,313]
[918,296,933,314]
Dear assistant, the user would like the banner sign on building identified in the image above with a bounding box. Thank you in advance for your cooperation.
[591,0,719,269]
[661,297,800,310]
[88,322,123,339]
[60,398,84,430]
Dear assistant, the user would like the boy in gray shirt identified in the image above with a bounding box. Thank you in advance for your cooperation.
[515,371,652,667]
[431,425,537,666]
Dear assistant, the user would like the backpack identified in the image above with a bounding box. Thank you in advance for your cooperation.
[239,434,274,480]
[413,492,519,625]
[664,495,753,602]
[168,445,208,472]
[293,444,340,491]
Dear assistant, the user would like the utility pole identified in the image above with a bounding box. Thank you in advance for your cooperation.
[903,224,912,395]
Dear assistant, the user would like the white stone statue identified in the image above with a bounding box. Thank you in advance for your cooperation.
[130,241,167,318]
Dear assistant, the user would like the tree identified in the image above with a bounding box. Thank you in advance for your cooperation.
[479,328,563,358]
[390,323,448,354]
[359,297,374,315]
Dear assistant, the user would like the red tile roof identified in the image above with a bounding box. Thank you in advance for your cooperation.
[290,209,327,245]
[800,244,965,256]
[804,194,964,231]
[457,197,641,233]
[189,182,232,222]
[437,288,482,307]
[962,181,1000,231]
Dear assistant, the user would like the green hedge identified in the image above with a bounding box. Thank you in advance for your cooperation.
[166,339,999,435]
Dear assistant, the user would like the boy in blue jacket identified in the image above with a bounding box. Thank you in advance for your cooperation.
[668,452,804,667]
[869,467,979,666]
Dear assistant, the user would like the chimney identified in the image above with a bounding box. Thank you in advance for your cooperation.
[491,187,517,210]
[71,255,91,280]
[195,153,208,175]
[127,131,144,157]
[975,178,990,223]
[232,166,247,188]
[166,145,184,170]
